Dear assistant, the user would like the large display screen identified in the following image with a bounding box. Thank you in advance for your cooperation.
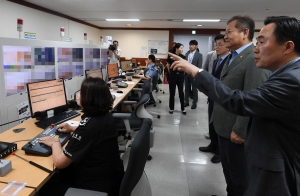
[85,48,100,70]
[3,46,55,96]
[57,48,83,79]
[100,48,109,69]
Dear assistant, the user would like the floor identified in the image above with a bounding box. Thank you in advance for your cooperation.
[122,84,227,196]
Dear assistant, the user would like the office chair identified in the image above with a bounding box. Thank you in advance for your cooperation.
[156,62,165,94]
[64,119,153,196]
[113,94,155,160]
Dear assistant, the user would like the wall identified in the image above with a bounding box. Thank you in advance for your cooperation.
[101,30,169,60]
[0,1,101,44]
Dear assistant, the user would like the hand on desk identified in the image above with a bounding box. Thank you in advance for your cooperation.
[56,123,77,133]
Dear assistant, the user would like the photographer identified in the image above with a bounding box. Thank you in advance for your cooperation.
[108,44,120,67]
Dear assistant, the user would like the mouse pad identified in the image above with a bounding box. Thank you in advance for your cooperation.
[13,128,25,133]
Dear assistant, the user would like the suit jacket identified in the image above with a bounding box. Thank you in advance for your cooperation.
[185,50,203,68]
[202,51,217,74]
[194,58,300,196]
[208,55,228,122]
[212,44,270,139]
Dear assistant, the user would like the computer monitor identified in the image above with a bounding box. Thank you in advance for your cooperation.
[121,60,132,72]
[131,59,137,68]
[85,69,103,79]
[27,79,67,116]
[107,64,119,79]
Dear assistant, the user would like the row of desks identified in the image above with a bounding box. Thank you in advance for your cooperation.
[0,78,141,195]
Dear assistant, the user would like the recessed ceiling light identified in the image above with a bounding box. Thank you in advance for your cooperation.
[183,19,220,22]
[106,19,140,21]
[197,25,202,26]
[126,24,132,26]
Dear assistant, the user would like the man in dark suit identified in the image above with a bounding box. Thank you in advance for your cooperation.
[184,40,203,109]
[199,34,230,164]
[170,15,300,196]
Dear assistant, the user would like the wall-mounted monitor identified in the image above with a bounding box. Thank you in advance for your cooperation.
[100,48,109,69]
[85,48,100,70]
[3,46,55,96]
[57,48,83,79]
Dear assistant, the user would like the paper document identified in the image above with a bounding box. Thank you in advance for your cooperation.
[125,82,135,84]
[66,120,80,126]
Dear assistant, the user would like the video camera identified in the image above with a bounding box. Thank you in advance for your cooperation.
[108,44,116,51]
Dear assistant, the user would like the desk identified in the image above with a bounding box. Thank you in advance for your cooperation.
[111,78,141,108]
[0,183,35,196]
[0,78,141,193]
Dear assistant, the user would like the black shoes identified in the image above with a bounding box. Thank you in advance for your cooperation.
[169,110,173,114]
[191,104,197,109]
[199,146,216,153]
[211,154,221,163]
[184,102,189,107]
[182,110,186,115]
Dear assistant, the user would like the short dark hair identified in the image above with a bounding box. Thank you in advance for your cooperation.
[113,40,118,45]
[189,40,198,45]
[227,15,255,41]
[80,77,113,116]
[148,54,156,63]
[215,34,225,42]
[264,16,300,54]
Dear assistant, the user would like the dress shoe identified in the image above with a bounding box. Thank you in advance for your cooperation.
[169,110,173,114]
[182,110,186,115]
[184,102,189,107]
[205,133,210,139]
[191,104,197,109]
[199,146,216,153]
[211,154,221,163]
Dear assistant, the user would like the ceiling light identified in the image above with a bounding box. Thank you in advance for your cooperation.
[106,19,140,21]
[183,19,220,22]
[197,25,202,27]
[126,24,132,26]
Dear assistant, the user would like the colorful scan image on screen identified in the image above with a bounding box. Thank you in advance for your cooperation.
[58,48,83,79]
[85,48,100,70]
[3,46,55,96]
[100,48,109,69]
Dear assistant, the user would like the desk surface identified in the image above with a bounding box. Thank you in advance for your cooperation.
[0,182,35,196]
[0,78,140,191]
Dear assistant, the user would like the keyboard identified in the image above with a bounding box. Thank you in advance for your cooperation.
[35,110,80,129]
[22,125,71,156]
[132,76,140,79]
[117,81,128,88]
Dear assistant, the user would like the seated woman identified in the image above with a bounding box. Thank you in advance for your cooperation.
[38,77,124,196]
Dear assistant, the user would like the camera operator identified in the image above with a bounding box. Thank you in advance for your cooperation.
[108,44,120,67]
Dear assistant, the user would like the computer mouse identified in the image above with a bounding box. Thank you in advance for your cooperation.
[117,90,123,93]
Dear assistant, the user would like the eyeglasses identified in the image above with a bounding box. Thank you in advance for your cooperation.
[214,44,226,47]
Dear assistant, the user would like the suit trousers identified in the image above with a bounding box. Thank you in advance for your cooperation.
[208,99,219,155]
[169,72,184,111]
[218,135,248,196]
[184,75,198,104]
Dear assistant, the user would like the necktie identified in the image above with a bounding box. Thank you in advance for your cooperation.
[214,57,222,74]
[228,51,237,66]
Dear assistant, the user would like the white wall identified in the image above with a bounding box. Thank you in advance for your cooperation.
[101,30,169,59]
[0,1,101,44]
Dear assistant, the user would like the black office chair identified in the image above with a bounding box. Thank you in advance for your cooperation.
[64,119,153,196]
[113,94,155,160]
[156,62,165,94]
[127,79,151,103]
